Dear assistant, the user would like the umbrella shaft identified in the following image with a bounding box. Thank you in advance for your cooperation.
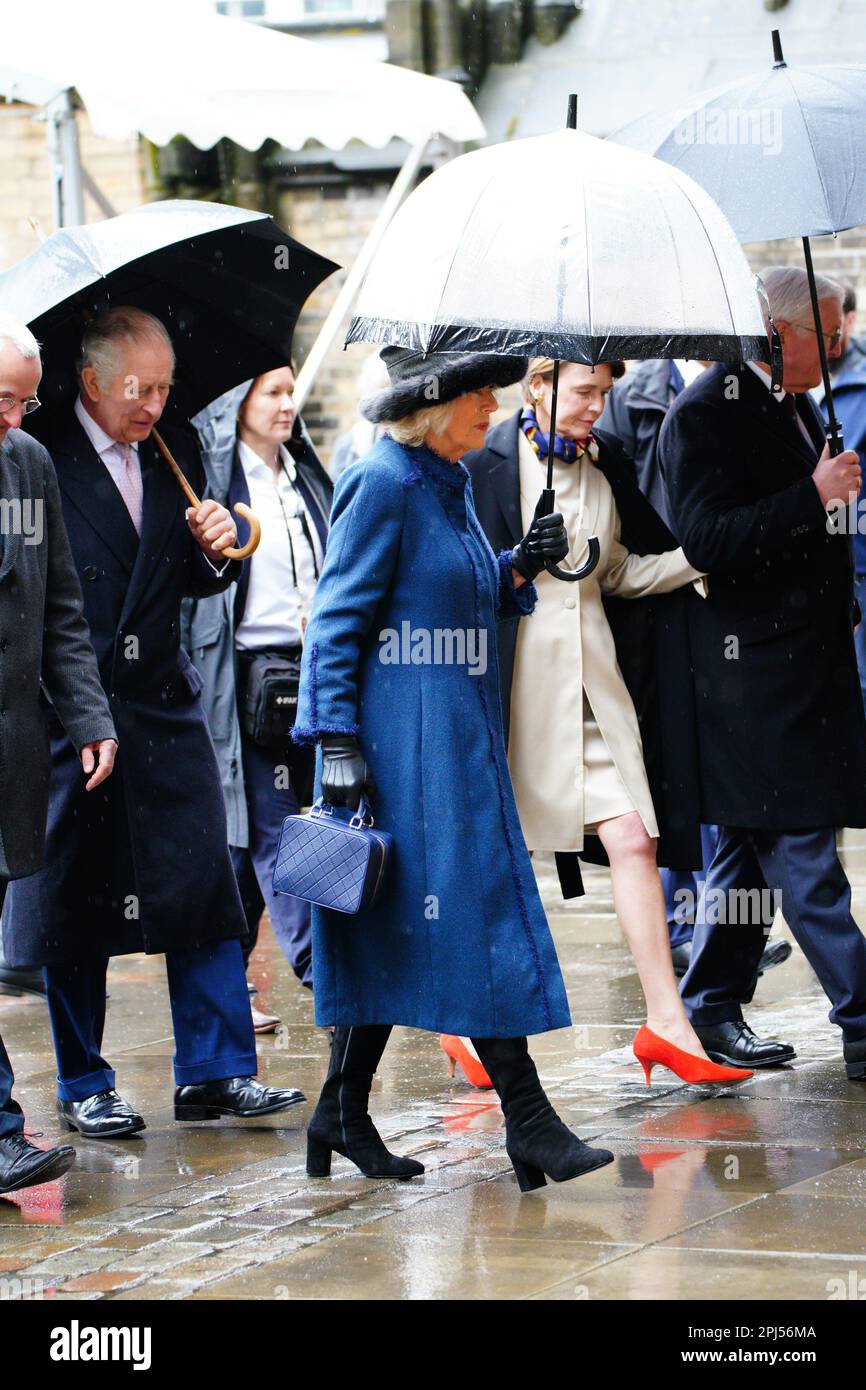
[802,237,843,457]
[546,359,560,491]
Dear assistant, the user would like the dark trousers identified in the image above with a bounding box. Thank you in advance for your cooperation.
[232,732,312,988]
[681,826,866,1041]
[663,824,719,947]
[44,938,257,1102]
[0,879,24,1140]
[855,574,866,714]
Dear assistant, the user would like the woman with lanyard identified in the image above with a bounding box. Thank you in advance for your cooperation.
[183,367,332,1029]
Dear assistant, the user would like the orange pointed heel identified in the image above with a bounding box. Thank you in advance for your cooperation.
[633,1025,753,1087]
[439,1036,493,1089]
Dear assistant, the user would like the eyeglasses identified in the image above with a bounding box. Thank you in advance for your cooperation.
[790,321,842,350]
[0,395,41,416]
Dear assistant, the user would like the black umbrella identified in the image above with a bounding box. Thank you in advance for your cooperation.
[613,29,866,456]
[0,200,338,552]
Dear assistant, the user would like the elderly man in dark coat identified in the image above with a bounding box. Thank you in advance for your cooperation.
[0,313,117,1192]
[660,266,866,1077]
[600,359,792,983]
[3,307,304,1137]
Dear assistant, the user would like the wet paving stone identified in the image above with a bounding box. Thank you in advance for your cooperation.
[3,845,866,1299]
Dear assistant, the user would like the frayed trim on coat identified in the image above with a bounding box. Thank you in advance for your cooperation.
[291,723,362,746]
[497,550,538,616]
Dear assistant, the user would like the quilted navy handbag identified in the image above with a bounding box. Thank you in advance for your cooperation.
[272,795,392,914]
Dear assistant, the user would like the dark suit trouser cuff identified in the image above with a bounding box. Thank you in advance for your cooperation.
[684,1004,746,1027]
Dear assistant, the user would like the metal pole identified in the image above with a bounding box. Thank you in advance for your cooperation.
[293,134,432,413]
[46,89,85,228]
[539,91,600,583]
[802,235,844,455]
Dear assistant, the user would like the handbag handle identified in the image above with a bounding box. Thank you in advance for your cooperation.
[311,795,375,828]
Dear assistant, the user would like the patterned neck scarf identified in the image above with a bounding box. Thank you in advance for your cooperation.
[520,406,598,465]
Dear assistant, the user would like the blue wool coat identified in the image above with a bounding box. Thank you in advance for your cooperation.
[292,434,571,1037]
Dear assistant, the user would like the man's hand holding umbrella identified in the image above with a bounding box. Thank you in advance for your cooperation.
[813,444,862,512]
[185,497,237,566]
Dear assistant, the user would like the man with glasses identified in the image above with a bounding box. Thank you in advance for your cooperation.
[660,266,866,1079]
[0,311,117,1193]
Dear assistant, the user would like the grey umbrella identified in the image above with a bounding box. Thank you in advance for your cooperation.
[613,29,866,456]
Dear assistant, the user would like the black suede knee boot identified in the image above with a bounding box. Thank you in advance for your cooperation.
[471,1036,614,1192]
[306,1025,425,1180]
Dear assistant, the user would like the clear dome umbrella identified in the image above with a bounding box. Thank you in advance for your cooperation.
[347,99,769,581]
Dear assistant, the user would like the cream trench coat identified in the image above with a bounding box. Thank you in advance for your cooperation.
[508,430,703,852]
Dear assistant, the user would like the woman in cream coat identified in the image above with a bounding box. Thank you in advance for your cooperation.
[462,357,753,1091]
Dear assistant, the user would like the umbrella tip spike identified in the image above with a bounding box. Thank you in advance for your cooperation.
[771,28,785,66]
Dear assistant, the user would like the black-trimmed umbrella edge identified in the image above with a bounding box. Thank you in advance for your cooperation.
[346,315,769,365]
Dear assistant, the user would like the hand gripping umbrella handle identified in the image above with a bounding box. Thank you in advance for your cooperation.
[151,427,262,560]
[537,487,601,583]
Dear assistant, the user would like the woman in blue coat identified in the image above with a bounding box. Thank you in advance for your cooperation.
[292,349,614,1192]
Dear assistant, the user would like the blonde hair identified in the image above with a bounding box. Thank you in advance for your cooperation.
[382,399,456,447]
[523,357,625,403]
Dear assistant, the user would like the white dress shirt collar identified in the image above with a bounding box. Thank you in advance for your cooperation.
[237,438,296,483]
[746,360,788,402]
[74,395,140,456]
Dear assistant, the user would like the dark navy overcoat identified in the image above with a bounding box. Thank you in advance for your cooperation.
[4,411,247,966]
[292,435,572,1037]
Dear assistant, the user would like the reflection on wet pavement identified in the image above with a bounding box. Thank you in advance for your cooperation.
[2,840,866,1301]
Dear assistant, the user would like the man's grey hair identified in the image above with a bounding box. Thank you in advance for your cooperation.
[0,311,40,361]
[78,306,175,389]
[761,265,844,325]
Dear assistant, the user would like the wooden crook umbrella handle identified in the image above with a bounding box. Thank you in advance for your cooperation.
[151,426,262,561]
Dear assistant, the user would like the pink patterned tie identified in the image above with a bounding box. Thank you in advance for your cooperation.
[114,442,143,535]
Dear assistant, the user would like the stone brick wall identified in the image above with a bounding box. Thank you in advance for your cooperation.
[0,104,146,271]
[747,228,866,304]
[276,177,396,462]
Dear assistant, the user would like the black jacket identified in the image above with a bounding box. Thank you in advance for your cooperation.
[5,412,246,965]
[600,359,676,527]
[465,411,703,896]
[659,362,866,829]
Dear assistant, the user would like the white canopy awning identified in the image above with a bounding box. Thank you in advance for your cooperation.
[0,0,483,151]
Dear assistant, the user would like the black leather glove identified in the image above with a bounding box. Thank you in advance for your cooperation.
[511,510,569,581]
[320,735,369,812]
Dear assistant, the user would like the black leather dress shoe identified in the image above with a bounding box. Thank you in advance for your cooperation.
[843,1037,866,1080]
[671,943,692,977]
[694,1020,796,1068]
[671,937,792,979]
[0,1134,75,1195]
[58,1090,146,1139]
[0,966,47,999]
[174,1076,306,1121]
[757,939,793,975]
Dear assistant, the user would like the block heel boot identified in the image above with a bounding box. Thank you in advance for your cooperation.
[472,1036,614,1193]
[305,1025,425,1181]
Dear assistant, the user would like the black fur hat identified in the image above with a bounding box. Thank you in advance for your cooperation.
[359,347,528,423]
